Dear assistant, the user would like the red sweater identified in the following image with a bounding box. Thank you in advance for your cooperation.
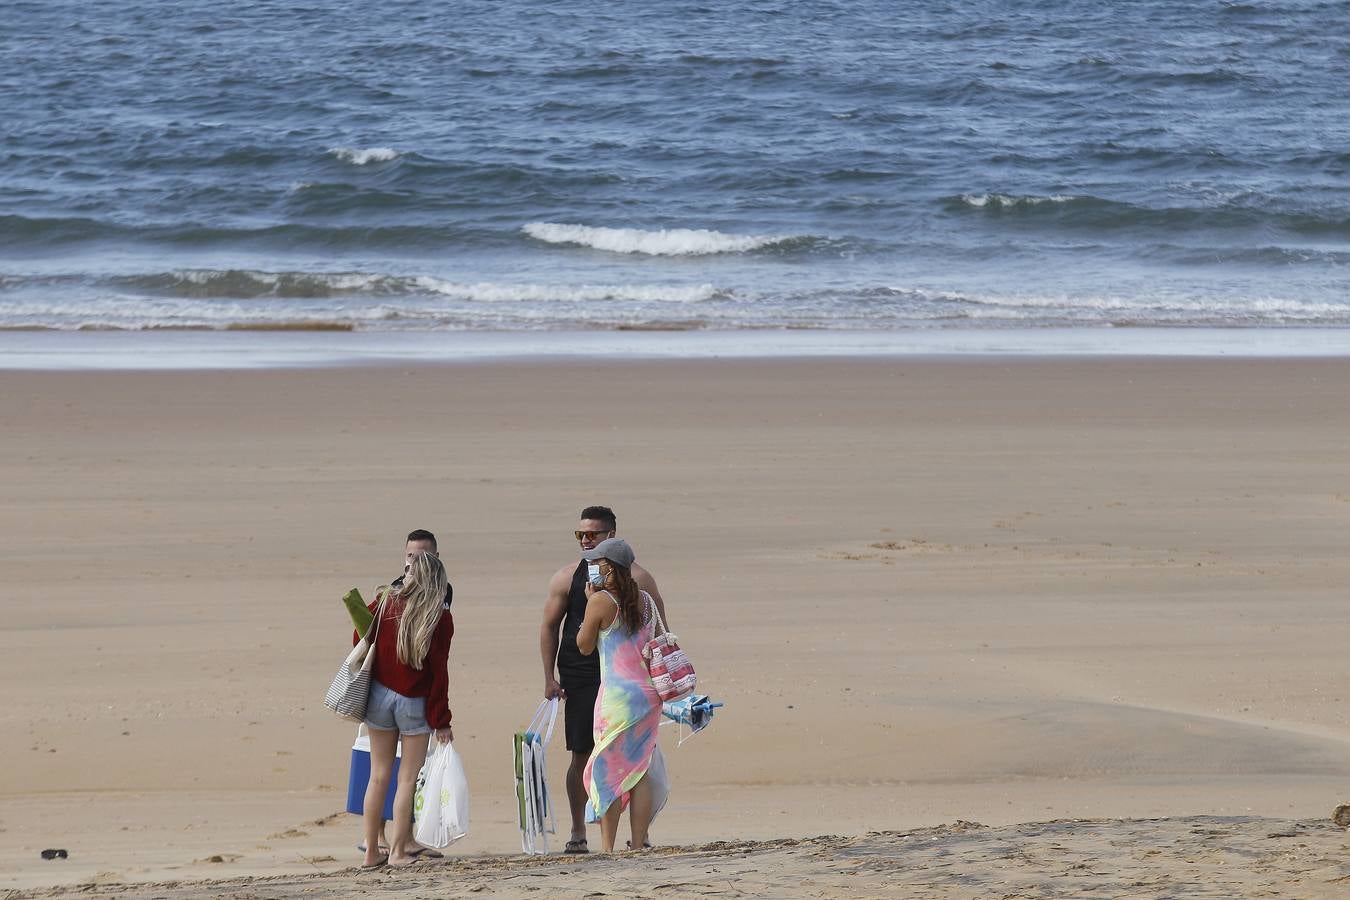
[353,595,454,729]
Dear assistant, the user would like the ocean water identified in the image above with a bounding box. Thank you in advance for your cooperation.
[4,0,1350,335]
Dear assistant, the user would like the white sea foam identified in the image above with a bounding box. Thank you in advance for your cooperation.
[521,222,790,256]
[916,288,1350,321]
[412,278,720,303]
[960,193,1078,208]
[11,267,1349,334]
[328,146,400,165]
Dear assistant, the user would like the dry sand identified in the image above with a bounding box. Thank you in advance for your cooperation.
[3,356,1350,896]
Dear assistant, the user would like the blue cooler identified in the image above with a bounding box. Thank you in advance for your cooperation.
[346,725,402,819]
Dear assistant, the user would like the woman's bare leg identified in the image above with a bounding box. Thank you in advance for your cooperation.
[362,726,399,866]
[388,732,430,865]
[599,798,623,853]
[627,774,654,849]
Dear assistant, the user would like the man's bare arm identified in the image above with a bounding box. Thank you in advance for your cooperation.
[632,562,669,628]
[540,566,572,699]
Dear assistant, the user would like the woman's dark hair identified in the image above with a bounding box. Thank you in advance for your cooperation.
[605,561,643,634]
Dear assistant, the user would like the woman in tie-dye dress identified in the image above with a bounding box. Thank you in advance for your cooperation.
[575,538,669,852]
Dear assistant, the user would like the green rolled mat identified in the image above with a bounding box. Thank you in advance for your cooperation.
[343,588,374,637]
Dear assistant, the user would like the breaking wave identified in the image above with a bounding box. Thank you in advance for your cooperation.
[99,270,722,304]
[521,222,801,256]
[327,146,400,165]
[958,193,1081,208]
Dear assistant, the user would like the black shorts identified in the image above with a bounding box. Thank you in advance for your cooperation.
[560,678,599,754]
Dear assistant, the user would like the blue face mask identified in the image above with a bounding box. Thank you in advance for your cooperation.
[587,563,604,587]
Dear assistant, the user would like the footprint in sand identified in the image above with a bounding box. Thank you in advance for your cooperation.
[267,828,309,839]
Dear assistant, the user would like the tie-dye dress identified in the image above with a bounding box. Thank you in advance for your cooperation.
[583,590,669,822]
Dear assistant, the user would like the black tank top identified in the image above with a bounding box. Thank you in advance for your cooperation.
[555,560,600,683]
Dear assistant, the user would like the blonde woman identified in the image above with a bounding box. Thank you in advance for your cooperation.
[576,539,669,852]
[356,551,455,868]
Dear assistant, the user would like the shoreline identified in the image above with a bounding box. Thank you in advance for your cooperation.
[3,326,1350,370]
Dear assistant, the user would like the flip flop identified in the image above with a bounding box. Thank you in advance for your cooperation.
[625,840,654,850]
[564,838,589,854]
[359,854,389,870]
[388,855,427,869]
[356,843,391,854]
[408,847,444,859]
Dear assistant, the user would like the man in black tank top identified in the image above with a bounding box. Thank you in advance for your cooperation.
[539,506,669,854]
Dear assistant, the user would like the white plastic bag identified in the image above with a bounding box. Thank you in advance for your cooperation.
[414,740,470,848]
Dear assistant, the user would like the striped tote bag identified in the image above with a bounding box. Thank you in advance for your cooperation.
[324,593,387,721]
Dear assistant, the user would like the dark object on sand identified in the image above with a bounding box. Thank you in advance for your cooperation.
[1333,804,1350,827]
[40,848,68,860]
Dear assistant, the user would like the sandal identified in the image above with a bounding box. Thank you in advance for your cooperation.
[360,854,389,870]
[408,847,443,859]
[563,838,589,854]
[625,840,654,850]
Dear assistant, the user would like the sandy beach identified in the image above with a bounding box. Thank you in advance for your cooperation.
[13,817,1350,899]
[3,356,1350,896]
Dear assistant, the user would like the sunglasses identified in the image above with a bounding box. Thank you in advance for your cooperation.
[575,530,612,541]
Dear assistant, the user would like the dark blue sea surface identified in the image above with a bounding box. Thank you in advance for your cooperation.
[3,0,1350,332]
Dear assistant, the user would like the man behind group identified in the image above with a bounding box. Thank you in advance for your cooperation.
[393,529,453,610]
[540,506,668,854]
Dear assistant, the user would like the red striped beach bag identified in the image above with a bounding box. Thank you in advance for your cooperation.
[641,594,696,702]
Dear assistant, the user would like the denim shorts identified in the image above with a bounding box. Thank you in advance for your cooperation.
[365,680,431,735]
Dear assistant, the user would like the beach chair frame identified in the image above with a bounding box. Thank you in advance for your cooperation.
[513,698,558,854]
[660,694,724,746]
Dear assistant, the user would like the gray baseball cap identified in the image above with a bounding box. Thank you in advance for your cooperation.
[582,537,635,569]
